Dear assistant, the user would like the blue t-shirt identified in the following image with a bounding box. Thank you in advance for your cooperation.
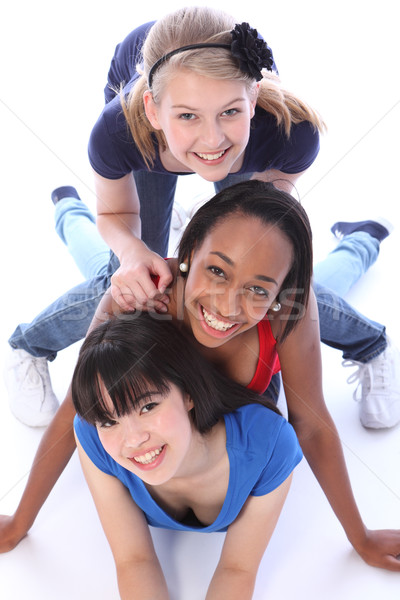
[88,22,320,179]
[74,404,302,533]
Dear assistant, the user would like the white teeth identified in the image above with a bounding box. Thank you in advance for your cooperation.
[196,150,225,160]
[133,447,163,465]
[202,307,235,332]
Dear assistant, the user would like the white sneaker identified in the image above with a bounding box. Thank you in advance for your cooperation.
[4,348,59,427]
[343,339,400,429]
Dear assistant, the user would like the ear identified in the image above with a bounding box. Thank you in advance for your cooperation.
[143,90,162,130]
[184,393,195,412]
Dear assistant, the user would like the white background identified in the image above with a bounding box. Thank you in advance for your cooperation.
[1,1,399,598]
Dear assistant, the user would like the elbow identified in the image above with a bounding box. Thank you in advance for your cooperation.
[216,564,258,589]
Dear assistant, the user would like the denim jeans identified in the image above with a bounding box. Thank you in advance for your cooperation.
[313,232,380,297]
[8,171,251,359]
[9,172,387,367]
[55,197,110,279]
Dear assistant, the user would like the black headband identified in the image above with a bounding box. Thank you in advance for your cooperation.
[147,22,273,89]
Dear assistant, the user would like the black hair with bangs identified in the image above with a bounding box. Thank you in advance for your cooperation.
[72,313,280,433]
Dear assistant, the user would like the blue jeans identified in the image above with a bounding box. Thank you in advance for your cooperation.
[55,197,110,279]
[9,172,387,366]
[313,232,385,361]
[313,232,379,297]
[8,172,250,359]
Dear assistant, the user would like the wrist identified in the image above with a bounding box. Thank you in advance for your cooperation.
[345,523,369,551]
[10,510,32,537]
[118,236,147,264]
[0,514,29,553]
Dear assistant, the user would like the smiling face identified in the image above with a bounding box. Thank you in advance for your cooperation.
[144,69,257,182]
[96,382,195,486]
[183,214,294,348]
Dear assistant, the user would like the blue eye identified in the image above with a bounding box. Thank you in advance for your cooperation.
[222,108,239,116]
[179,113,196,120]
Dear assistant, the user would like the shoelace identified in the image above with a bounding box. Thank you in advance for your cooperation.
[342,360,367,402]
[18,355,46,391]
[342,355,389,402]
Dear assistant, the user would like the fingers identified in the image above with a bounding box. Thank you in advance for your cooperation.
[155,258,174,294]
[111,284,169,313]
[110,261,173,313]
[384,554,400,571]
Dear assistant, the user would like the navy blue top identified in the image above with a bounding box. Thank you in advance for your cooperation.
[88,22,320,179]
[74,404,302,533]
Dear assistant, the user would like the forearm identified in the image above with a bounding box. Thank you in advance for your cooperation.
[206,566,256,600]
[97,212,143,262]
[7,393,76,541]
[94,170,142,262]
[117,560,169,600]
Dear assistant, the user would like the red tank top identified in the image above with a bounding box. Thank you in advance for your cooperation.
[247,319,280,394]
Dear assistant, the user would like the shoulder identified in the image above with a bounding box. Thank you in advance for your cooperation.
[225,405,302,496]
[88,94,145,178]
[226,404,289,451]
[74,416,118,475]
[115,22,155,59]
[247,109,320,174]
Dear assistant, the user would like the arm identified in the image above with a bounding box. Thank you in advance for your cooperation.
[0,291,125,553]
[278,289,400,570]
[94,170,172,312]
[76,437,169,600]
[0,393,76,552]
[206,477,292,600]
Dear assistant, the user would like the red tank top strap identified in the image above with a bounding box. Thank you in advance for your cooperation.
[247,319,280,394]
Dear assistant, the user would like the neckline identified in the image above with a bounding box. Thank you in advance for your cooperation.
[136,413,235,530]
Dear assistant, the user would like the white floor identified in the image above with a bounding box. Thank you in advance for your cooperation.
[1,1,400,598]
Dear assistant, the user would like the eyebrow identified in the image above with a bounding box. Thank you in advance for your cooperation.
[171,97,248,111]
[210,252,278,285]
[134,390,161,403]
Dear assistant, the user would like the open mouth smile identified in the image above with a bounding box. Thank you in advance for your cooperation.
[194,149,228,162]
[202,307,235,331]
[198,305,242,341]
[132,445,165,465]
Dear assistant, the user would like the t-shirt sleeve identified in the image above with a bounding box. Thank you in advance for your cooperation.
[246,114,320,176]
[252,418,303,496]
[267,120,320,174]
[88,109,136,180]
[278,120,320,173]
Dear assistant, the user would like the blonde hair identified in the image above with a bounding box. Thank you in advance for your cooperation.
[121,6,326,168]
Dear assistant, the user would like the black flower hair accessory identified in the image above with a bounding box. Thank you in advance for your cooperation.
[230,22,274,81]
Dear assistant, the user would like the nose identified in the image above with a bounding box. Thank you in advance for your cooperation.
[199,117,225,149]
[215,286,243,319]
[120,416,150,450]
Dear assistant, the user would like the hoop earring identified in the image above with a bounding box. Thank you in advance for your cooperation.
[179,262,188,273]
[271,300,281,312]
